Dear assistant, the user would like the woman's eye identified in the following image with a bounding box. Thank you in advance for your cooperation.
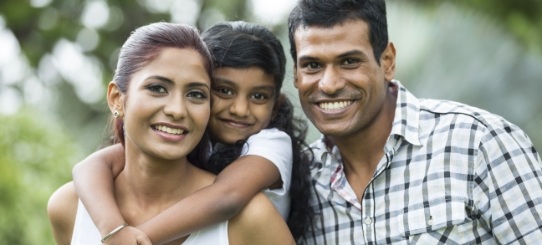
[188,90,207,99]
[147,85,167,93]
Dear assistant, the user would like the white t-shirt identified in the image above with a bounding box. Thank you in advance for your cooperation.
[242,128,292,219]
[71,200,229,245]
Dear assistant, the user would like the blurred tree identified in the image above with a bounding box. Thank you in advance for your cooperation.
[412,0,542,54]
[0,107,78,244]
[0,0,248,243]
[0,0,541,243]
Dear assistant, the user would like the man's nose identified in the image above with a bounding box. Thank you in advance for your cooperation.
[319,66,345,95]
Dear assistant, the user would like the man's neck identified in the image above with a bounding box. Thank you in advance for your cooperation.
[329,83,398,199]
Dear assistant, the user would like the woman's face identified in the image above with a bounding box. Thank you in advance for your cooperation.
[115,47,211,161]
[208,67,276,144]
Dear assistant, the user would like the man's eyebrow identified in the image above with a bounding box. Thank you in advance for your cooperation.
[337,50,367,59]
[297,55,319,63]
[297,50,368,62]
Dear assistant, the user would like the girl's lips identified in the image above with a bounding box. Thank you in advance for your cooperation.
[219,118,252,128]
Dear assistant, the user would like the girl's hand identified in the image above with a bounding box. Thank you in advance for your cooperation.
[102,226,152,245]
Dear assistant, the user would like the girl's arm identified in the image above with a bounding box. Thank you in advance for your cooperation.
[74,129,289,244]
[140,154,281,244]
[73,144,281,244]
[48,182,78,245]
[71,144,130,239]
[141,129,290,244]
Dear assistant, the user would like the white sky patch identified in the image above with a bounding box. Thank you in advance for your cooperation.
[76,27,100,52]
[170,0,200,25]
[23,76,51,106]
[0,87,22,115]
[30,0,52,8]
[140,0,175,13]
[0,27,29,86]
[51,39,104,104]
[81,0,110,29]
[249,0,296,25]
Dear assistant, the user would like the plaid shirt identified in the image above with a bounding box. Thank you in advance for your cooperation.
[300,80,542,244]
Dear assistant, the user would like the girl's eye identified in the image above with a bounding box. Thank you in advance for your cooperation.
[213,87,234,97]
[147,84,167,94]
[250,92,273,104]
[251,93,268,101]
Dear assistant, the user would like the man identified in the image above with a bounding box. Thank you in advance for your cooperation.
[288,0,542,244]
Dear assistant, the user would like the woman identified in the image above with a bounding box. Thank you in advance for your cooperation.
[70,21,313,244]
[47,22,294,245]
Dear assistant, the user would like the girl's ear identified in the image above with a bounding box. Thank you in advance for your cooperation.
[107,82,124,118]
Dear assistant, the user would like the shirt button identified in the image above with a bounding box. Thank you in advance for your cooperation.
[364,217,372,225]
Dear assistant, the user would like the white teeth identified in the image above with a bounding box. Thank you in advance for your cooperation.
[155,125,184,135]
[319,101,352,110]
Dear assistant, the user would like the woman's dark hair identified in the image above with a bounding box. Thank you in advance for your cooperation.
[288,0,388,65]
[201,21,314,240]
[110,22,213,166]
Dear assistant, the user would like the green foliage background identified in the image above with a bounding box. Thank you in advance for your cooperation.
[0,107,76,244]
[0,0,541,243]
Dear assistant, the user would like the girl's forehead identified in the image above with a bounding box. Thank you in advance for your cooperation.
[213,67,275,87]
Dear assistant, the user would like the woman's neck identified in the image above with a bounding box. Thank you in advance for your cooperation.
[114,146,196,220]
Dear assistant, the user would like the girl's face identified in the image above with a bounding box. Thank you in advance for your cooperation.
[110,47,211,161]
[208,67,276,144]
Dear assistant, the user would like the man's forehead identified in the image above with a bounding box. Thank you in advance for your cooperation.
[294,21,369,46]
[294,20,369,41]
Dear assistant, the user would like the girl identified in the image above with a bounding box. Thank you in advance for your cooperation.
[72,21,313,244]
[47,22,293,245]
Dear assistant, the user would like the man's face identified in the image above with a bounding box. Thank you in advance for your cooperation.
[293,19,395,139]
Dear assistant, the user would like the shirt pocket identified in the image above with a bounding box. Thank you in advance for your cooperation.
[396,199,474,243]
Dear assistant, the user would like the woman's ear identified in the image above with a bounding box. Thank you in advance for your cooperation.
[107,82,124,118]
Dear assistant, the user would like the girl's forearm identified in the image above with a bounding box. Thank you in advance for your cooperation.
[72,144,126,235]
[139,155,280,244]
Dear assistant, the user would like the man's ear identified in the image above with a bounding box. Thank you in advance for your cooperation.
[293,65,299,89]
[107,82,124,118]
[381,42,396,81]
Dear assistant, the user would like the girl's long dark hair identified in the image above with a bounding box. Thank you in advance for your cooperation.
[202,21,314,240]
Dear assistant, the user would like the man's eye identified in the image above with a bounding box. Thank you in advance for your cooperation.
[342,58,360,66]
[147,85,167,93]
[304,62,320,70]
